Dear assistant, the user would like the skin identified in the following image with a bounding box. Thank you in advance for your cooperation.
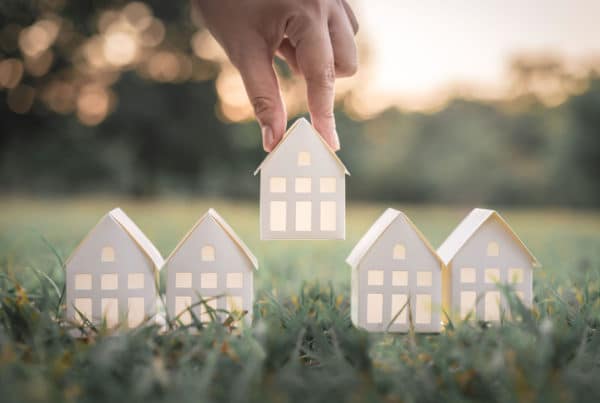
[194,0,359,151]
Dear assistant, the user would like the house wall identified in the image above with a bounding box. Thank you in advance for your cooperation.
[259,123,345,240]
[66,215,158,327]
[166,217,254,324]
[356,217,442,333]
[449,218,533,321]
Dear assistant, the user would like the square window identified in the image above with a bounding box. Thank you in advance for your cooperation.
[175,296,192,325]
[320,201,336,231]
[393,244,405,260]
[508,268,524,284]
[367,270,384,286]
[417,271,432,286]
[319,177,336,193]
[295,201,312,231]
[200,298,217,322]
[484,268,500,283]
[175,272,192,289]
[101,273,118,290]
[101,298,119,327]
[297,151,311,166]
[101,246,115,262]
[416,294,432,324]
[487,241,499,257]
[127,297,145,328]
[74,274,92,290]
[128,273,145,289]
[391,294,408,324]
[226,273,243,288]
[366,293,383,324]
[269,177,286,193]
[270,201,287,231]
[200,272,217,289]
[295,177,312,193]
[392,271,408,286]
[74,298,92,323]
[460,267,476,283]
[460,291,477,319]
[227,296,244,313]
[485,291,501,321]
[201,245,215,261]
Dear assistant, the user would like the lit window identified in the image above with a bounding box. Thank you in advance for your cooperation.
[75,274,92,290]
[201,245,215,261]
[487,241,499,256]
[391,294,408,324]
[295,177,312,193]
[227,296,244,313]
[269,177,286,193]
[200,272,217,289]
[101,273,118,290]
[367,270,384,286]
[366,293,383,324]
[101,298,119,327]
[295,201,312,231]
[484,268,500,283]
[175,272,192,288]
[417,271,432,286]
[175,296,192,325]
[74,298,92,323]
[270,201,286,231]
[460,268,476,283]
[226,273,243,288]
[393,244,405,260]
[415,294,432,324]
[127,297,145,328]
[485,291,501,321]
[101,246,115,262]
[392,271,408,286]
[460,291,477,319]
[508,268,523,284]
[128,273,144,289]
[200,298,217,322]
[319,177,336,193]
[297,151,311,166]
[320,201,336,231]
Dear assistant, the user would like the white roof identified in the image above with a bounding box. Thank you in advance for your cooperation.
[254,117,350,176]
[437,208,539,266]
[165,208,258,269]
[346,208,444,269]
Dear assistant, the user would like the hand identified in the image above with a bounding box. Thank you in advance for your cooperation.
[194,0,358,151]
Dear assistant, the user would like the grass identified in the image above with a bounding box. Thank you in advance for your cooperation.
[1,197,600,402]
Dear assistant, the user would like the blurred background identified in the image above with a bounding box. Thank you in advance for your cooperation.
[0,0,599,206]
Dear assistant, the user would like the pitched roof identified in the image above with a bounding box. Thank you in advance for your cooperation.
[65,208,164,272]
[437,208,540,266]
[346,208,444,269]
[254,117,350,176]
[165,208,258,270]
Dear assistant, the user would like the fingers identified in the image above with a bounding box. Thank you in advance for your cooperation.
[276,38,300,74]
[232,40,287,152]
[341,0,359,34]
[328,2,358,77]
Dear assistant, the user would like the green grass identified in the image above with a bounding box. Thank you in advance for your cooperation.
[1,197,600,402]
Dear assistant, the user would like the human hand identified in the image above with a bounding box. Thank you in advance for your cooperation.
[194,0,358,151]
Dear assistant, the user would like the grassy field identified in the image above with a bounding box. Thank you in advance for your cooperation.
[1,197,600,403]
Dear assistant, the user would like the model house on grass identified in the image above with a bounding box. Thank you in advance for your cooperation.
[346,208,444,333]
[438,208,539,322]
[165,208,257,325]
[65,208,164,329]
[254,118,349,240]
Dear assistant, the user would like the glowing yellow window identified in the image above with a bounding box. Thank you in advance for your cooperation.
[297,151,311,166]
[367,270,384,286]
[416,271,432,286]
[391,294,408,324]
[75,274,92,290]
[460,291,476,319]
[487,241,499,256]
[485,291,501,321]
[295,177,312,193]
[175,296,192,325]
[484,268,500,283]
[393,244,405,260]
[269,177,286,193]
[366,294,383,324]
[201,245,215,261]
[101,246,115,262]
[508,268,524,283]
[415,294,432,324]
[319,177,336,193]
[392,271,408,286]
[200,272,217,289]
[460,267,476,283]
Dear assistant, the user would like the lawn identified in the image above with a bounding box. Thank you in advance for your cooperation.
[1,197,600,403]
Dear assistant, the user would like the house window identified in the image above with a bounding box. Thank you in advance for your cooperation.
[270,201,287,231]
[319,177,336,193]
[393,244,405,260]
[270,177,286,193]
[460,291,476,319]
[101,246,115,262]
[460,267,476,283]
[175,272,192,288]
[127,297,145,328]
[101,298,119,327]
[484,291,501,321]
[484,268,500,283]
[366,293,383,324]
[508,268,523,283]
[391,294,408,324]
[392,270,408,286]
[128,273,145,289]
[297,151,311,166]
[74,298,92,323]
[487,241,499,256]
[320,201,336,231]
[74,274,92,290]
[295,177,312,193]
[200,298,217,322]
[201,245,215,261]
[415,294,432,324]
[227,296,244,313]
[226,273,243,288]
[175,296,192,325]
[101,273,118,290]
[367,270,384,286]
[295,201,312,231]
[200,272,217,289]
[416,271,432,287]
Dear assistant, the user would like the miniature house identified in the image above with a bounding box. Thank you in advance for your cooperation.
[65,208,164,329]
[346,208,444,333]
[254,118,349,240]
[437,208,539,322]
[164,208,257,325]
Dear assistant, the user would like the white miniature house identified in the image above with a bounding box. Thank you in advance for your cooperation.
[164,208,257,325]
[437,208,539,322]
[254,118,349,240]
[65,208,164,329]
[346,208,444,333]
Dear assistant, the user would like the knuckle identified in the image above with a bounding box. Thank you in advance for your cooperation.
[251,96,275,117]
[306,63,336,90]
[335,58,358,77]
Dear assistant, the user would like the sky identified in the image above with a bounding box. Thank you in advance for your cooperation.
[355,0,600,111]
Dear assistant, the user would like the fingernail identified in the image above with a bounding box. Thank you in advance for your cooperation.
[262,125,273,151]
